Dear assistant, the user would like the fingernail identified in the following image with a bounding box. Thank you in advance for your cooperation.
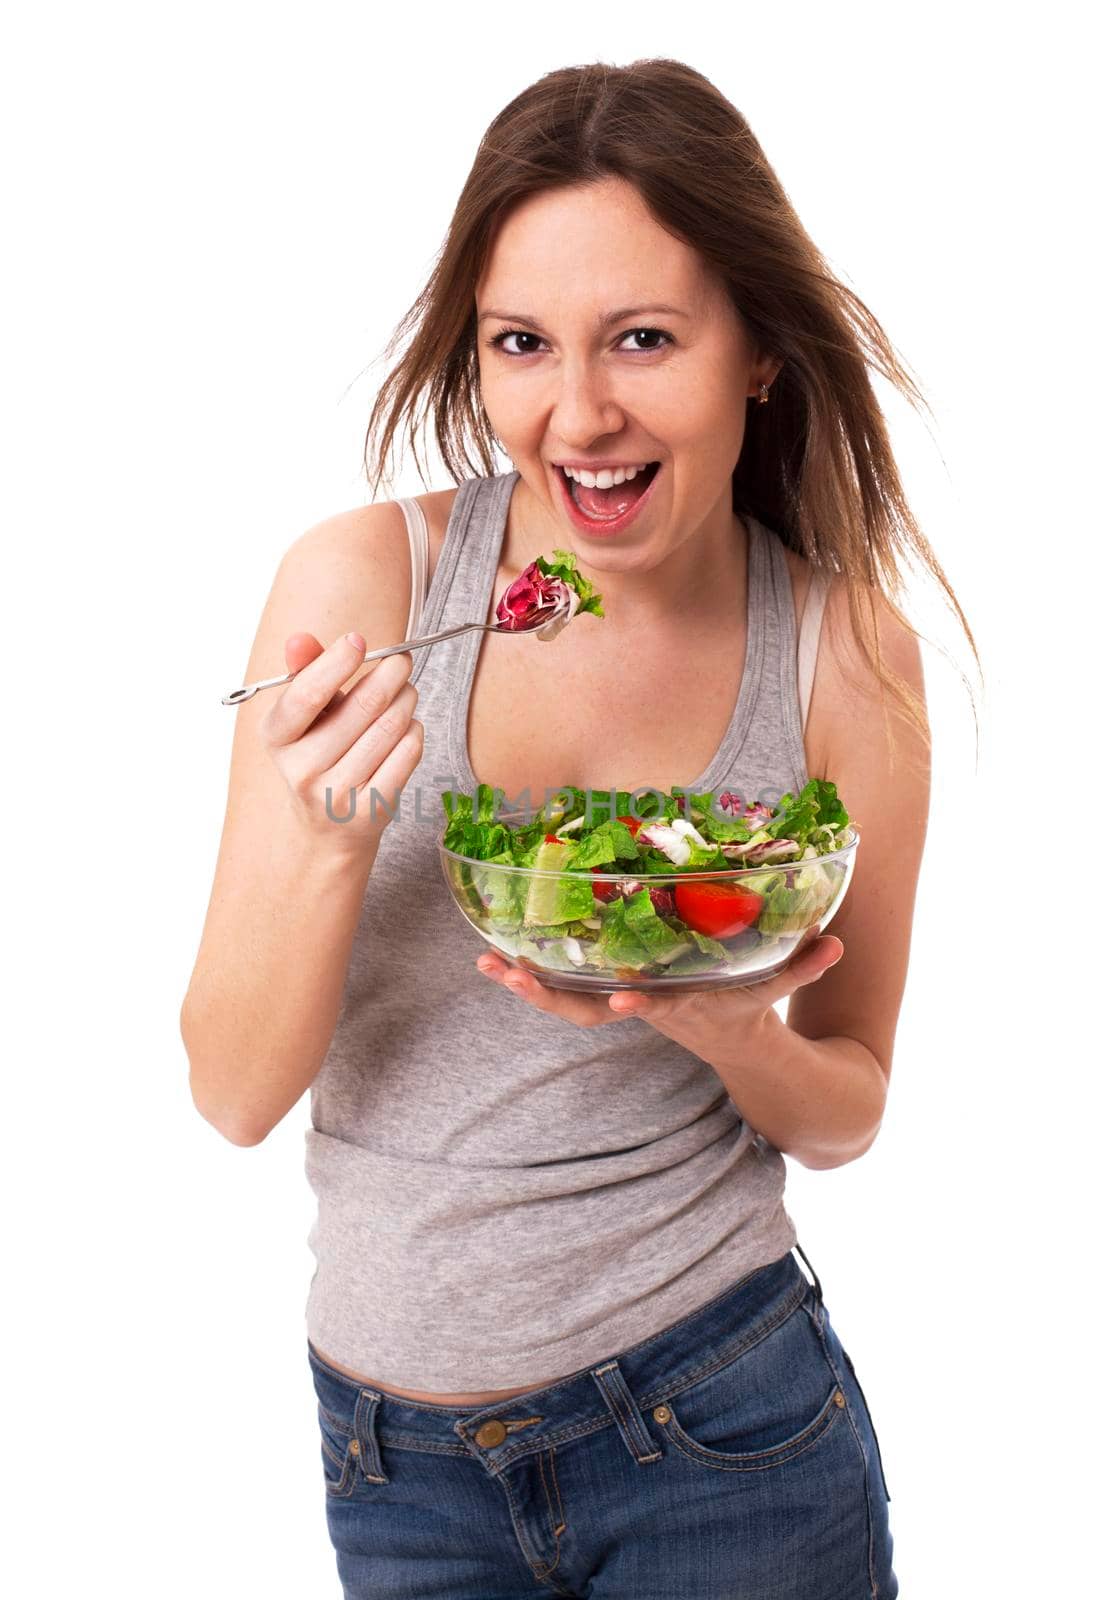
[346,632,366,650]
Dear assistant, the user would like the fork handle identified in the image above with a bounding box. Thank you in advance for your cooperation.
[220,620,490,705]
[360,619,489,661]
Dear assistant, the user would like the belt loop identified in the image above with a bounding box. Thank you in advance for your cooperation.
[591,1360,663,1465]
[353,1389,389,1484]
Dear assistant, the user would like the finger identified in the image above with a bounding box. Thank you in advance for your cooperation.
[272,643,413,770]
[283,631,328,674]
[353,716,425,816]
[475,954,618,1027]
[608,984,707,1026]
[284,631,359,729]
[610,934,844,1030]
[262,631,374,747]
[738,933,844,1009]
[322,678,419,795]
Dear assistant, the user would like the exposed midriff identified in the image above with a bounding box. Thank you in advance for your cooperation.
[310,1343,567,1405]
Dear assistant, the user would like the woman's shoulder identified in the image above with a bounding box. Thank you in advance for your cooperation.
[271,501,429,690]
[276,487,464,659]
[283,501,411,603]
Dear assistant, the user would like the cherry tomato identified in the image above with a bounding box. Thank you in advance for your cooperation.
[673,881,763,940]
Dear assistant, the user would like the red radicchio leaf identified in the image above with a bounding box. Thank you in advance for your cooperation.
[495,562,566,630]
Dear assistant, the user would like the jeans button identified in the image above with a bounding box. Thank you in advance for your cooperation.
[475,1420,507,1447]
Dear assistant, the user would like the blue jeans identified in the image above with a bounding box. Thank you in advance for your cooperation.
[306,1244,897,1598]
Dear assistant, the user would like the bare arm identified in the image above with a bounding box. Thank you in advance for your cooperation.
[180,502,422,1145]
[783,582,932,1096]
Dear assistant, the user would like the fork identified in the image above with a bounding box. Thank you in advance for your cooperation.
[220,597,571,705]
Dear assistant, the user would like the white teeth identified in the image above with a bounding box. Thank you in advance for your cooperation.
[562,463,652,488]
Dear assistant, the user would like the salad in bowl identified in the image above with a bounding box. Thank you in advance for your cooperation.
[439,779,860,993]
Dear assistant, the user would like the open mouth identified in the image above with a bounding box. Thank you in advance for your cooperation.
[555,461,662,528]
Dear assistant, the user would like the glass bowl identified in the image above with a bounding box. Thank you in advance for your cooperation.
[439,813,860,994]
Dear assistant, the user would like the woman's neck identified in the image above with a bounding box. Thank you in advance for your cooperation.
[502,473,749,638]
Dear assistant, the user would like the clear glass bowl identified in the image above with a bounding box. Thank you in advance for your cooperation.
[439,813,860,994]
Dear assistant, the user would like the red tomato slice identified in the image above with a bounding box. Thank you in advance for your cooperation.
[616,814,644,836]
[673,881,764,940]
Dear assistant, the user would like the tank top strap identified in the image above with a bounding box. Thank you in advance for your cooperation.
[686,514,769,793]
[690,513,810,797]
[408,472,514,690]
[754,515,812,793]
[394,497,430,642]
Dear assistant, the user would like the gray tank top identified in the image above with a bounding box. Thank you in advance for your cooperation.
[304,469,819,1390]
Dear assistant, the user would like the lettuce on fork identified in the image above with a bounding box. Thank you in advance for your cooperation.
[494,549,605,641]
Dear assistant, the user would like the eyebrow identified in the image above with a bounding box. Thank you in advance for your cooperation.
[477,303,691,331]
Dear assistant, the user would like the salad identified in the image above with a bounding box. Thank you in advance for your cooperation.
[440,779,858,982]
[495,550,604,642]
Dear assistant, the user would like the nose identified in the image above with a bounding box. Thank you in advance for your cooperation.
[549,358,626,448]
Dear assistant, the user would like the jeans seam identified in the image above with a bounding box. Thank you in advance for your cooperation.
[813,1325,880,1599]
[498,1465,576,1596]
[652,1280,811,1405]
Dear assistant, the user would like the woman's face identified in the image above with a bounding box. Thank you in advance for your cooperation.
[475,176,775,570]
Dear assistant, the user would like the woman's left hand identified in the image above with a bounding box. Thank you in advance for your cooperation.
[475,926,843,1054]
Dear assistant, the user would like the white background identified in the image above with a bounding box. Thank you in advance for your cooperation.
[4,3,1097,1595]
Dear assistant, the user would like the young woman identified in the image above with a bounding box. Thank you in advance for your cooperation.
[183,57,975,1600]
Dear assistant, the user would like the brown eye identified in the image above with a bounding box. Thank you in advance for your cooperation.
[623,328,671,352]
[489,329,545,356]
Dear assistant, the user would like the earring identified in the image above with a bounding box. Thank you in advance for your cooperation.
[757,383,769,405]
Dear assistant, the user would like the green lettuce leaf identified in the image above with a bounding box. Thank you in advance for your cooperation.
[536,549,605,618]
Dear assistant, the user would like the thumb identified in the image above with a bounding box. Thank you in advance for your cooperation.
[782,930,844,989]
[798,933,844,982]
[736,929,845,1010]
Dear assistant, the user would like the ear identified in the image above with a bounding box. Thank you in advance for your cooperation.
[747,357,784,400]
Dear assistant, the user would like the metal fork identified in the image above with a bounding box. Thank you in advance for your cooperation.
[220,597,570,705]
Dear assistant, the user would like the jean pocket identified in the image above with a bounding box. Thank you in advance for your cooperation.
[316,1401,360,1498]
[654,1296,847,1473]
[840,1345,892,1503]
[309,1351,362,1500]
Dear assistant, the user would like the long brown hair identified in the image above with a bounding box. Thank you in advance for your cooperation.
[363,57,981,765]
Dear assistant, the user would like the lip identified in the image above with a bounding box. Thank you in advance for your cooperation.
[552,462,663,537]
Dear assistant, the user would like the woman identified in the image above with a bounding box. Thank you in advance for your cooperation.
[183,58,975,1599]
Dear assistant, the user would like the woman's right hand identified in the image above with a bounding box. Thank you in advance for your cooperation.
[258,630,423,859]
